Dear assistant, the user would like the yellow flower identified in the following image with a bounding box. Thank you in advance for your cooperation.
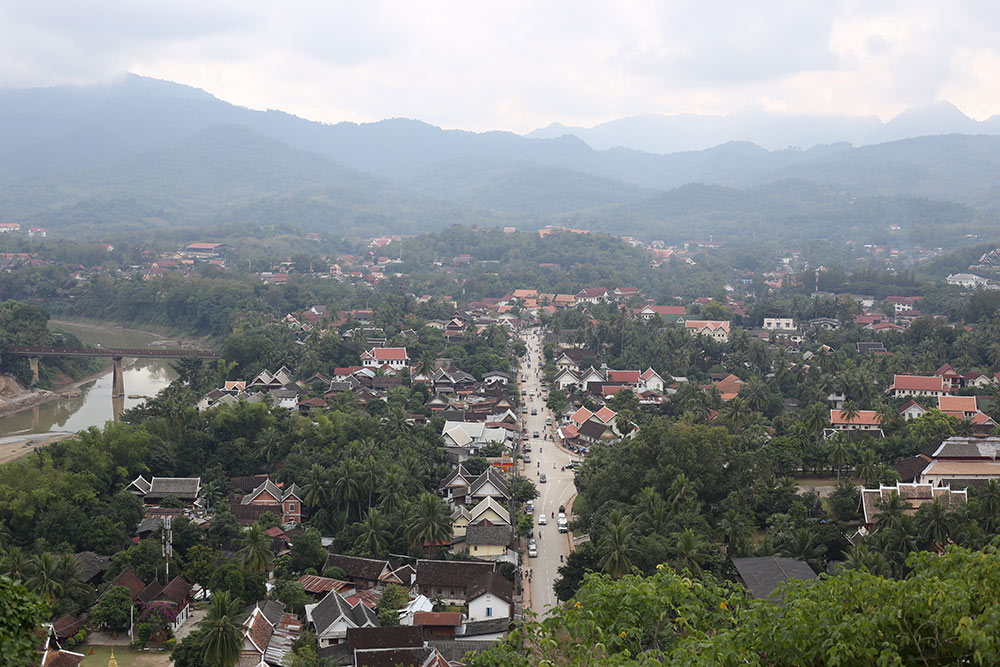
[656,563,664,570]
[574,601,582,609]
[719,601,728,610]
[620,631,627,638]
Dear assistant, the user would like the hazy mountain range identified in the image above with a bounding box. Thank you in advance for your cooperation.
[527,102,1000,154]
[1,74,999,243]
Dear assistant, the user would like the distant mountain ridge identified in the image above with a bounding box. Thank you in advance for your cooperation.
[527,101,1000,154]
[1,75,1000,244]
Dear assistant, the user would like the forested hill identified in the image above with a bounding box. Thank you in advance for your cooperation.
[4,75,1000,243]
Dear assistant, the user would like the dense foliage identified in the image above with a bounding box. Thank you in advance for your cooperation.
[470,544,1000,666]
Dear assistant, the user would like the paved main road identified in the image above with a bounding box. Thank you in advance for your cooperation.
[519,328,579,616]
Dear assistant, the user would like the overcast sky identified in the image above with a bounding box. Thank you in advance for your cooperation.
[2,1,999,132]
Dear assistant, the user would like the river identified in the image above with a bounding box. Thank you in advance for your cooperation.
[0,321,179,447]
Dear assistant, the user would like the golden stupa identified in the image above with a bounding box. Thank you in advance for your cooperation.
[108,649,118,667]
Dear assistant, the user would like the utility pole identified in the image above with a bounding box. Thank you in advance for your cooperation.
[161,516,173,584]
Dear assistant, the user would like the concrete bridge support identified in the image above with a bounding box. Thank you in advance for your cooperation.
[28,356,39,386]
[111,357,125,399]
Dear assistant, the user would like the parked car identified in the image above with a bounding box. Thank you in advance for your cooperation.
[523,455,531,463]
[529,545,538,558]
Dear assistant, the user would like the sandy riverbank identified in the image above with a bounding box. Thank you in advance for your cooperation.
[0,433,77,465]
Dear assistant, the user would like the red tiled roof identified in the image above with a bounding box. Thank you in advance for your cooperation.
[939,396,977,412]
[637,305,686,316]
[830,409,881,426]
[606,370,640,383]
[414,611,463,626]
[891,375,948,392]
[372,347,408,360]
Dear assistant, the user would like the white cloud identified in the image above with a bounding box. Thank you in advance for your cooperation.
[1,1,1000,130]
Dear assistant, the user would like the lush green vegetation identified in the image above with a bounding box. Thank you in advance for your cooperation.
[470,544,1000,666]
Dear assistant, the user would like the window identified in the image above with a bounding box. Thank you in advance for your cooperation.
[288,503,296,512]
[486,607,493,617]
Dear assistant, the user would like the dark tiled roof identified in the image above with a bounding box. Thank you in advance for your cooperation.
[72,551,110,583]
[466,524,511,547]
[146,477,201,500]
[416,559,495,588]
[231,474,272,493]
[347,625,422,650]
[108,567,145,600]
[230,502,270,525]
[311,591,378,635]
[324,553,389,582]
[428,639,497,662]
[578,420,612,440]
[893,456,931,482]
[464,571,514,605]
[459,617,514,636]
[51,614,86,639]
[159,576,193,606]
[352,647,437,667]
[731,556,816,600]
[244,599,285,627]
[136,580,163,604]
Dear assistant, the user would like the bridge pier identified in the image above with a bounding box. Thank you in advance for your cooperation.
[28,356,39,386]
[111,357,125,399]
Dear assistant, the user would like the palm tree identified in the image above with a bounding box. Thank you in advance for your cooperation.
[803,401,830,437]
[671,528,713,576]
[334,463,361,529]
[28,552,63,602]
[634,487,668,533]
[874,494,911,534]
[973,480,1000,534]
[357,508,391,557]
[855,449,880,488]
[56,553,89,601]
[742,376,771,414]
[915,498,952,548]
[842,544,890,576]
[405,493,452,552]
[839,400,861,426]
[198,591,245,667]
[829,433,850,482]
[667,473,700,513]
[302,464,331,509]
[717,509,751,550]
[777,528,826,571]
[255,427,284,465]
[596,511,639,578]
[0,546,30,582]
[359,454,381,511]
[377,466,412,514]
[236,524,272,573]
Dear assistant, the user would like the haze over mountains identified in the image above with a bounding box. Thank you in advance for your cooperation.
[527,102,1000,154]
[2,74,1000,243]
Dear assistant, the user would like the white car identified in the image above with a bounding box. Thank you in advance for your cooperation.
[538,514,547,525]
[529,545,538,558]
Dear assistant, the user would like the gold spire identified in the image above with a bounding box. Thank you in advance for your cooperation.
[108,649,119,667]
